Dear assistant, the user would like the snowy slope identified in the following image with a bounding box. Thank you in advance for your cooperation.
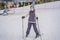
[0,1,60,40]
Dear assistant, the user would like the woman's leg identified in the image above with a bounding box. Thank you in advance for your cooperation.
[33,23,39,35]
[33,23,40,38]
[26,23,32,37]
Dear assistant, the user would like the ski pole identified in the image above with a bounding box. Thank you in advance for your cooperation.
[22,18,24,39]
[37,19,42,40]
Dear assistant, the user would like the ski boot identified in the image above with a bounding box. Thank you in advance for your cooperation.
[35,34,41,38]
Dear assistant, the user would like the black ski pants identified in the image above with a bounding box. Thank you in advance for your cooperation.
[26,23,39,36]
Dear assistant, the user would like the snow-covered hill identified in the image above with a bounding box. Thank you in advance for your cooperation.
[0,1,60,40]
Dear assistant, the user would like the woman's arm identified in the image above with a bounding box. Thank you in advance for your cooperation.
[22,14,29,19]
[35,13,38,17]
[25,14,29,17]
[35,13,38,19]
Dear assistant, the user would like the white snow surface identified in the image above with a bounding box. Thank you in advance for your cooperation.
[0,1,60,40]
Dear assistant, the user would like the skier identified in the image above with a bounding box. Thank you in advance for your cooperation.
[3,9,8,15]
[3,5,9,15]
[22,4,40,38]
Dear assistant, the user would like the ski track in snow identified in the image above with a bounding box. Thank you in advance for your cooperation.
[0,1,60,40]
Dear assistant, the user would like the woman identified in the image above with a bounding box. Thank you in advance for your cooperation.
[22,5,40,38]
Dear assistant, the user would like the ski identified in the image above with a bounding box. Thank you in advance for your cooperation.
[23,37,36,40]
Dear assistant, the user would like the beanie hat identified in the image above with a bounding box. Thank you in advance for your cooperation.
[30,2,35,9]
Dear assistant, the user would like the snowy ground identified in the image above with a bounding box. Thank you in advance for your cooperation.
[0,1,60,40]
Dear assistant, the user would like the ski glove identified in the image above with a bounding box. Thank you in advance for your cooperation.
[22,16,25,19]
[36,17,38,20]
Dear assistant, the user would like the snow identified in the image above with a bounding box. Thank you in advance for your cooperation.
[0,1,60,40]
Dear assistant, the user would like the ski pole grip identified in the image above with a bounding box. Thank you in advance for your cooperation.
[36,17,38,20]
[22,16,25,19]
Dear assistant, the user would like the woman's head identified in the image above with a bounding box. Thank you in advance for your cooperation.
[30,6,35,11]
[30,8,35,11]
[30,3,35,11]
[30,8,35,14]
